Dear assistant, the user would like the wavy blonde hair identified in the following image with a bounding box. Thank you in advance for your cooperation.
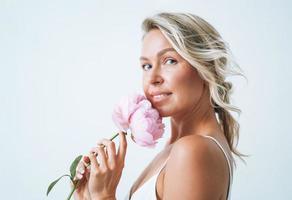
[142,12,248,167]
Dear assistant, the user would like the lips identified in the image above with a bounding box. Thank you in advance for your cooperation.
[149,91,172,96]
[149,91,172,103]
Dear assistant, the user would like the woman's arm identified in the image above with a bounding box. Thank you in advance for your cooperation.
[163,135,227,200]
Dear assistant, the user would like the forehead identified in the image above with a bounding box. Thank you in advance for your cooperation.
[141,29,173,55]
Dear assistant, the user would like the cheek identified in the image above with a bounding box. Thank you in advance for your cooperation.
[170,70,196,92]
[171,69,201,103]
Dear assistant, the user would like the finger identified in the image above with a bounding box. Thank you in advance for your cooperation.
[75,162,91,180]
[96,138,107,148]
[95,145,108,169]
[74,161,85,181]
[88,150,100,171]
[97,139,117,168]
[73,169,86,182]
[76,172,83,180]
[83,156,90,165]
[77,155,91,173]
[78,162,91,181]
[75,175,86,191]
[76,162,85,174]
[117,131,127,164]
[85,165,90,180]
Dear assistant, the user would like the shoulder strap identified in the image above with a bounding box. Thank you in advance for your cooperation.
[203,135,233,199]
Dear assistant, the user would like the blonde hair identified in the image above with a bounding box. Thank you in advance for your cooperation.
[142,12,248,167]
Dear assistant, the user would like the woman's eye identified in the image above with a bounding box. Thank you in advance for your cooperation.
[165,58,177,65]
[141,64,152,71]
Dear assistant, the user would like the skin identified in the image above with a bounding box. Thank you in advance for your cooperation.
[75,28,231,200]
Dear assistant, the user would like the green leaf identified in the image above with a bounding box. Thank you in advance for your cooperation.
[70,155,83,178]
[47,174,71,196]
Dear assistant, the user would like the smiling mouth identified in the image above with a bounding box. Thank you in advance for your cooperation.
[152,93,172,102]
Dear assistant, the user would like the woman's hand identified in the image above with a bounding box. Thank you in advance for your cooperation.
[74,131,127,200]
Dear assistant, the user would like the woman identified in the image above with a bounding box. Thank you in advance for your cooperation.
[74,12,246,200]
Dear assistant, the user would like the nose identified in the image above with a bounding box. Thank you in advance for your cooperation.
[151,76,163,85]
[149,67,164,86]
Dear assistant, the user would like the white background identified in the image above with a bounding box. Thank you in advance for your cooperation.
[1,0,291,199]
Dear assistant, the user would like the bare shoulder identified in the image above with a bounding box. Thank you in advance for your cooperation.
[163,135,228,199]
[171,134,215,156]
[168,135,221,174]
[170,135,221,159]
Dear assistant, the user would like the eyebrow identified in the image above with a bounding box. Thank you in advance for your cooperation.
[139,47,176,61]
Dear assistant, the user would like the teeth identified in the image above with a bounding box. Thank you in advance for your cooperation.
[153,93,170,100]
[154,94,168,97]
[154,94,167,98]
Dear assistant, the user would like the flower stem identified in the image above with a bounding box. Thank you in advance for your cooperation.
[109,132,119,140]
[99,132,126,148]
[67,182,76,200]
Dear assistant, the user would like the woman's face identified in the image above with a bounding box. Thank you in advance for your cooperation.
[140,29,205,118]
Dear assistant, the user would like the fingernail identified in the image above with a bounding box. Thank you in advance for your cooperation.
[83,156,90,163]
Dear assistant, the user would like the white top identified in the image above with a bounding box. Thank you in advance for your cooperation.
[124,135,234,200]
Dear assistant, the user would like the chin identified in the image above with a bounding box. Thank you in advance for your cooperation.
[155,107,173,118]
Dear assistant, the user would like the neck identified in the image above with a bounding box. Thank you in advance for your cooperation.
[168,84,222,144]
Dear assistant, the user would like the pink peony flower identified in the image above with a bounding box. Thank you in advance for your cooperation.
[111,93,146,132]
[112,93,165,148]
